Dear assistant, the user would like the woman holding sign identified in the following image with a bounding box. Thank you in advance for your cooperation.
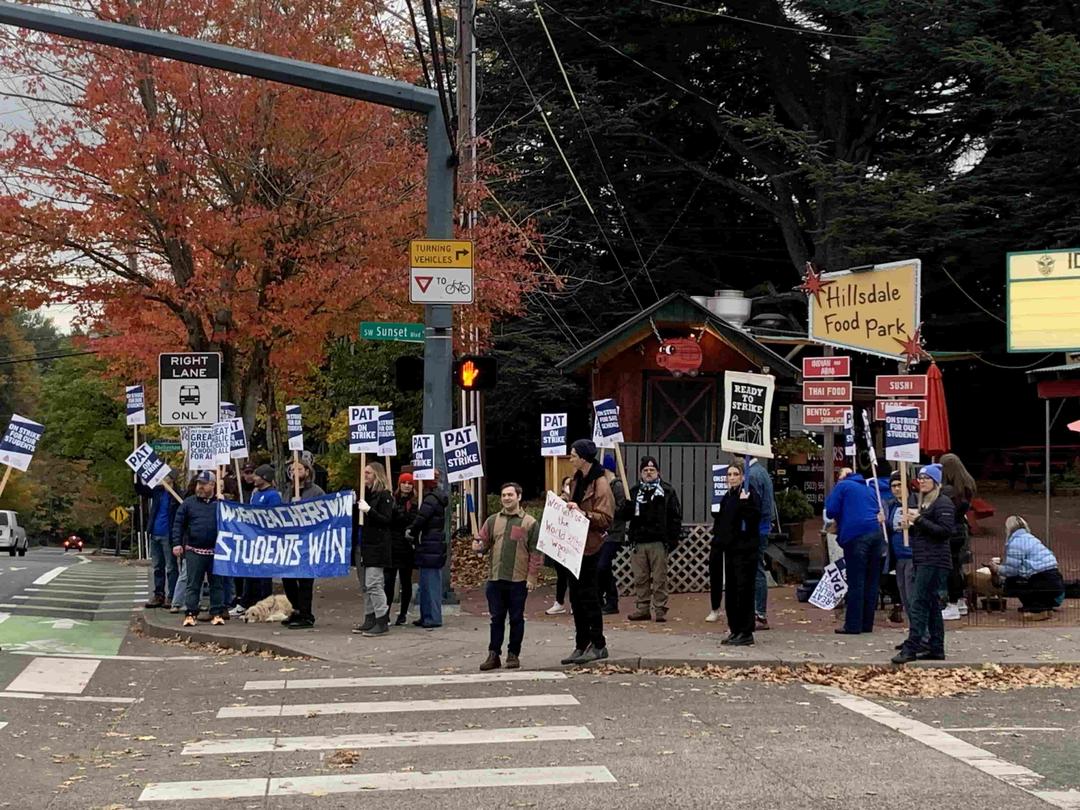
[352,462,395,636]
[711,462,762,646]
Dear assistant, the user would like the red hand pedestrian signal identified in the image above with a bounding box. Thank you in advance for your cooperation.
[453,355,496,390]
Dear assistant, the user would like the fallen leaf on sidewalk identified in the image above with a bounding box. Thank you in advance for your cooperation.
[326,750,362,767]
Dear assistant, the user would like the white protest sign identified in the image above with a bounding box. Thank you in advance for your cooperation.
[126,385,146,426]
[228,418,248,460]
[411,434,435,480]
[721,371,775,458]
[187,427,216,471]
[211,421,232,466]
[125,443,172,489]
[440,425,483,483]
[0,414,44,472]
[348,406,380,454]
[536,490,591,579]
[592,399,623,447]
[885,406,920,463]
[809,559,848,610]
[378,411,397,457]
[540,413,567,457]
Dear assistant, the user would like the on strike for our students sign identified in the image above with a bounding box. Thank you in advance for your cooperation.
[885,407,920,463]
[126,385,146,426]
[0,414,45,472]
[710,464,730,513]
[441,425,484,483]
[286,405,303,451]
[536,490,591,578]
[377,411,397,457]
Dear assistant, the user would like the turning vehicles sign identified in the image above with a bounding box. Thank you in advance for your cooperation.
[159,353,221,426]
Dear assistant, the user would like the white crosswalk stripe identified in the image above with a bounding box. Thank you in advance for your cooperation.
[139,668,616,802]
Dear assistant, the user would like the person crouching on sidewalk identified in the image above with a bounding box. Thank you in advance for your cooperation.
[171,471,225,627]
[473,482,542,671]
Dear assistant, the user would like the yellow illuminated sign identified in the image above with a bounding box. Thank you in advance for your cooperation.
[409,239,474,269]
[1007,249,1080,352]
[808,260,921,359]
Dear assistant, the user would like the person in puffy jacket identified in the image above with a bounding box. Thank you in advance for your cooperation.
[171,471,224,627]
[386,473,418,626]
[352,462,394,637]
[892,463,955,664]
[990,515,1065,615]
[409,468,449,628]
[710,462,762,646]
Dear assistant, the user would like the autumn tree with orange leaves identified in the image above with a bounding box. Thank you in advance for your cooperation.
[0,0,537,444]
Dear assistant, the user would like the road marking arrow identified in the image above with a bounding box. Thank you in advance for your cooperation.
[37,618,87,630]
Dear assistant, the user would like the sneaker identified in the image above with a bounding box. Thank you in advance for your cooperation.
[505,653,521,669]
[942,604,962,621]
[957,598,969,616]
[891,648,917,665]
[169,606,181,614]
[755,615,770,631]
[560,648,585,665]
[281,611,299,627]
[394,613,408,626]
[915,650,946,661]
[479,652,501,672]
[210,615,225,626]
[182,615,196,627]
[705,610,721,623]
[546,602,567,615]
[229,604,246,618]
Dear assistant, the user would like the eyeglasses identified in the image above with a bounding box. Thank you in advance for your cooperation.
[916,475,932,481]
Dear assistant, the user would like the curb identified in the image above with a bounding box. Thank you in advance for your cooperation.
[134,614,316,660]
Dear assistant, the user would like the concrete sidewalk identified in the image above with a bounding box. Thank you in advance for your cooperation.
[137,573,1080,669]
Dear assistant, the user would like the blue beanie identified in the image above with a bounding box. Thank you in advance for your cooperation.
[920,463,942,485]
[602,454,617,473]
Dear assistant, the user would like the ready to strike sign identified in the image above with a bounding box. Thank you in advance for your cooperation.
[721,370,774,458]
[126,385,146,426]
[441,425,483,483]
[411,434,435,480]
[541,413,567,457]
[0,414,44,472]
[349,406,380,454]
[592,399,623,447]
[286,405,303,451]
[885,407,921,463]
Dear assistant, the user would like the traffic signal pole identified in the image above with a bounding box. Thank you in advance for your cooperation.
[0,0,459,597]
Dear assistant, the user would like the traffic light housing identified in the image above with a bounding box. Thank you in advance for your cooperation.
[453,355,497,390]
[395,356,425,392]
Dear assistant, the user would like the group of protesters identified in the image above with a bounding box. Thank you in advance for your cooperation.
[142,435,1068,671]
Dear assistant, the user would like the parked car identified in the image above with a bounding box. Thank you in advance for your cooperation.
[0,510,29,556]
[62,534,84,552]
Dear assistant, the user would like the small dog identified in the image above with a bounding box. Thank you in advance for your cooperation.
[243,594,293,623]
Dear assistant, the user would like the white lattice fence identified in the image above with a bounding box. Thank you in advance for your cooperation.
[611,524,711,594]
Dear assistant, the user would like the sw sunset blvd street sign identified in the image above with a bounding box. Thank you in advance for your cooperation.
[360,322,424,343]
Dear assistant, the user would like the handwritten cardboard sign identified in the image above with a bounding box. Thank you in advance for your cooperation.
[536,490,590,578]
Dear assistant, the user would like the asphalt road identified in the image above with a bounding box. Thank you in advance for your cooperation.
[0,627,1078,809]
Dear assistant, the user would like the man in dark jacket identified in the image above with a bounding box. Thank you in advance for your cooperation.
[144,474,179,608]
[617,456,682,622]
[409,468,449,628]
[597,455,627,615]
[171,471,224,627]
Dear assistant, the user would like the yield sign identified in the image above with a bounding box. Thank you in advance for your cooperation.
[415,276,434,293]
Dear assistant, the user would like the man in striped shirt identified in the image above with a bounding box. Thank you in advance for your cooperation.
[473,482,542,671]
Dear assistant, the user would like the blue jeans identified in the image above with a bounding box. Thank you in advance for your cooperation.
[183,551,225,617]
[841,532,884,633]
[904,565,949,656]
[149,535,178,599]
[754,531,768,618]
[171,557,187,608]
[486,580,528,656]
[418,567,442,627]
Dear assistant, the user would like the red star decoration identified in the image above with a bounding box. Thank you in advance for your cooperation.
[894,325,930,365]
[795,261,835,307]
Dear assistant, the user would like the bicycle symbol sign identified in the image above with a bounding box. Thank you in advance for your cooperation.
[409,266,474,304]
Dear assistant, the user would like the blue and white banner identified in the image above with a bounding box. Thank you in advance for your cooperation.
[592,398,623,448]
[126,385,146,426]
[187,427,216,471]
[211,421,232,467]
[441,425,483,483]
[378,411,397,457]
[219,401,237,421]
[348,405,380,454]
[885,407,920,463]
[540,413,567,457]
[213,491,355,578]
[228,418,248,459]
[412,434,435,481]
[0,414,44,472]
[125,442,172,489]
[286,404,303,451]
[710,464,730,513]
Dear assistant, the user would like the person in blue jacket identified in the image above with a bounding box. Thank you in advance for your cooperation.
[743,457,775,630]
[824,467,885,635]
[144,475,180,608]
[887,471,917,624]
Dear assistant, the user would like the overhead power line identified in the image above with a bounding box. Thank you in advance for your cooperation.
[640,0,881,41]
[0,348,97,366]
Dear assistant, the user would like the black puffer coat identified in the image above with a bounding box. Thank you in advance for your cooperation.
[390,492,418,568]
[410,488,449,569]
[910,492,955,570]
[353,486,394,569]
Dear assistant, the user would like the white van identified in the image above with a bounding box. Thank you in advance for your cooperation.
[0,510,28,556]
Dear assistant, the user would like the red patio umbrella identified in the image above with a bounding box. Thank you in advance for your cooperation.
[920,362,950,459]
